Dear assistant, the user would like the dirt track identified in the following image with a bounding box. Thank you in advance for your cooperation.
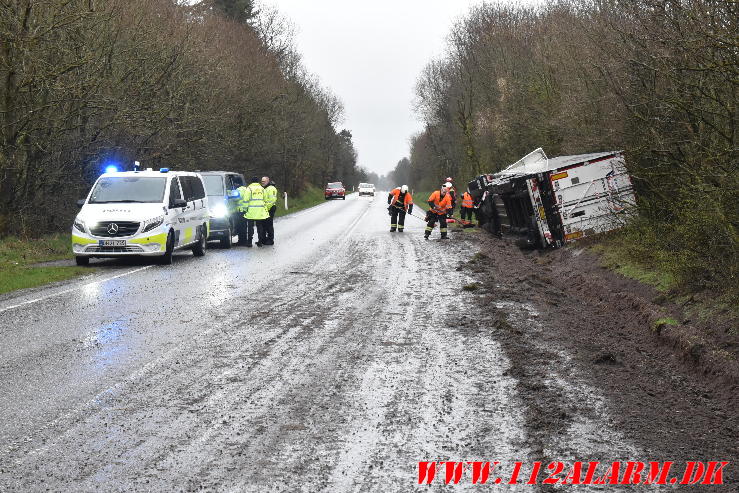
[0,196,736,491]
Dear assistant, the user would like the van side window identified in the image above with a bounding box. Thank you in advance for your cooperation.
[180,176,194,202]
[231,175,245,189]
[169,178,182,207]
[192,177,206,199]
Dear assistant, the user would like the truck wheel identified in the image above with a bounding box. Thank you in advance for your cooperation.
[159,231,174,265]
[220,226,232,249]
[192,225,207,256]
[342,196,346,200]
[75,256,89,266]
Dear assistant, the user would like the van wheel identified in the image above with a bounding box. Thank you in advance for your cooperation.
[75,256,89,266]
[192,225,206,256]
[220,225,232,249]
[159,231,174,265]
[342,196,346,200]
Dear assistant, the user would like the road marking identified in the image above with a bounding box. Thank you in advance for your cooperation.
[0,265,153,314]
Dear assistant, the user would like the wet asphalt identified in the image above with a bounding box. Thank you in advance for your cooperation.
[0,195,645,492]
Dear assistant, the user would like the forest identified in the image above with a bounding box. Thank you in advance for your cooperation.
[389,0,737,294]
[0,0,369,234]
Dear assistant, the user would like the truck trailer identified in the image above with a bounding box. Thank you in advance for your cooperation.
[470,149,636,249]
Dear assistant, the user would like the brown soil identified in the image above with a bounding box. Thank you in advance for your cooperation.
[460,234,739,488]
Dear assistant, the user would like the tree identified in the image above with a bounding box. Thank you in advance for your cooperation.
[212,0,256,24]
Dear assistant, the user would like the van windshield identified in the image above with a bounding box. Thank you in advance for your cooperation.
[202,175,224,196]
[89,177,167,204]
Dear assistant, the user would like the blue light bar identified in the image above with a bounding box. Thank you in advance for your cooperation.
[105,165,119,174]
[160,168,170,173]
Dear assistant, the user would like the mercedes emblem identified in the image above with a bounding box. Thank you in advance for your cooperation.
[107,223,119,235]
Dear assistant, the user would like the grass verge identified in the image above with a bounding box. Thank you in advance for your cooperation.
[589,235,676,293]
[0,234,93,295]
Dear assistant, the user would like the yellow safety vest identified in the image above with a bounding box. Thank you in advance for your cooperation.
[239,183,269,220]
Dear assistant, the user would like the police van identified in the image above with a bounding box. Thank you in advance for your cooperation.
[72,169,210,265]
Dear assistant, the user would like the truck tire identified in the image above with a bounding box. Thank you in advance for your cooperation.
[75,256,89,266]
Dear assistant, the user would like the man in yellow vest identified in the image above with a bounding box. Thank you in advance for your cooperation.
[261,176,278,245]
[237,176,269,247]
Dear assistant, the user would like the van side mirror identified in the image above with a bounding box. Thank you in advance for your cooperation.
[76,199,86,208]
[170,198,187,209]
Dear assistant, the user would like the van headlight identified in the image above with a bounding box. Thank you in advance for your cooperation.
[73,217,86,233]
[142,216,164,233]
[210,203,228,219]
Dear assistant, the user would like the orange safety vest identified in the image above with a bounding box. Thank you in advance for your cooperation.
[461,192,474,208]
[389,188,413,210]
[428,190,452,215]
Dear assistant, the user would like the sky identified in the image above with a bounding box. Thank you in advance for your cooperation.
[257,0,486,176]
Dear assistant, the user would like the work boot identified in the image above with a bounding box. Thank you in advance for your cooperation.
[424,234,430,240]
[390,228,396,232]
[245,243,253,248]
[440,234,449,240]
[398,229,404,233]
[256,242,263,247]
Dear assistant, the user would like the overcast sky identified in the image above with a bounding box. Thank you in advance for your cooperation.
[257,0,486,176]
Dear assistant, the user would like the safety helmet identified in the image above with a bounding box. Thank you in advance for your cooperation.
[446,177,453,182]
[443,182,453,189]
[400,185,408,193]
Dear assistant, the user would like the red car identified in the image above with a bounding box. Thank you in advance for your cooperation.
[325,182,346,200]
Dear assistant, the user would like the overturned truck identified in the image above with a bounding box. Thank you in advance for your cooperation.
[470,149,636,249]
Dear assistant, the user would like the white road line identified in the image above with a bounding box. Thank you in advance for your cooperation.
[0,265,153,314]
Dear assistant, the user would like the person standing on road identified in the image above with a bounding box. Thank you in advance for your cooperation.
[460,188,475,225]
[261,176,277,245]
[445,177,457,218]
[238,176,269,247]
[425,183,453,240]
[387,185,414,232]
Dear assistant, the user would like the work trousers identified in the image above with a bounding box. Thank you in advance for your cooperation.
[461,207,474,221]
[263,206,276,244]
[390,207,406,231]
[425,213,448,238]
[236,213,249,245]
[246,219,266,245]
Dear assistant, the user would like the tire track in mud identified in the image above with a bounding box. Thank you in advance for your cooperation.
[458,243,677,492]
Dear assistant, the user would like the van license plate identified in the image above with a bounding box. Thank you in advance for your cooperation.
[100,240,126,247]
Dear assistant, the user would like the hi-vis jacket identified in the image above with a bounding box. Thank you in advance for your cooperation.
[427,190,452,215]
[238,183,269,220]
[388,188,413,212]
[263,183,278,211]
[461,192,474,209]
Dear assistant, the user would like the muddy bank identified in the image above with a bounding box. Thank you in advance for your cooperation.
[460,235,738,487]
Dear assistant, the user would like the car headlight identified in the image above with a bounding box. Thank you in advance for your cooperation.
[142,216,164,233]
[209,203,228,219]
[73,217,86,233]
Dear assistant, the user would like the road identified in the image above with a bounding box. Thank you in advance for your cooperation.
[0,194,731,491]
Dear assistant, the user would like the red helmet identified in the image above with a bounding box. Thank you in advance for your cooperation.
[445,177,453,182]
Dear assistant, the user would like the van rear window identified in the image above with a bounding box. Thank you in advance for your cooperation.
[89,177,166,204]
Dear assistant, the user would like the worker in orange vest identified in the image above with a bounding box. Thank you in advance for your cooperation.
[387,185,414,232]
[460,188,475,225]
[444,177,457,218]
[425,183,453,240]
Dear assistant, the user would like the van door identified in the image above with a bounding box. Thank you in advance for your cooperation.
[190,175,208,239]
[168,176,187,247]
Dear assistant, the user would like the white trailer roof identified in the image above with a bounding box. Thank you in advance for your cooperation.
[496,149,620,177]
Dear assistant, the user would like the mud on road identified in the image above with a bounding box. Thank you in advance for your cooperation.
[0,196,736,492]
[460,233,738,490]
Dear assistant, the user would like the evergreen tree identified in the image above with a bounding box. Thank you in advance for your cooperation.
[213,0,255,24]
